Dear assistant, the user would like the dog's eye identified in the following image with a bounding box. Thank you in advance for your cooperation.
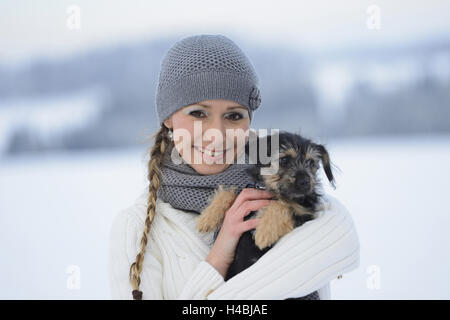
[279,156,289,166]
[306,159,317,168]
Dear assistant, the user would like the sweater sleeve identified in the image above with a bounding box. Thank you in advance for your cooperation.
[206,194,360,300]
[176,261,226,299]
[109,204,226,300]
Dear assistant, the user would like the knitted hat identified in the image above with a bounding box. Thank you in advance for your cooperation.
[155,34,262,125]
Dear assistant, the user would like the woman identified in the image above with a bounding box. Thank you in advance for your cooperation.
[109,34,360,300]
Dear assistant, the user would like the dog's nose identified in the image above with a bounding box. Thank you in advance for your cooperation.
[295,176,310,191]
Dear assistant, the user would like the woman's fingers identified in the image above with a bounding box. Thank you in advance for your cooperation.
[230,188,274,212]
[240,217,261,233]
[235,199,270,220]
[218,188,273,245]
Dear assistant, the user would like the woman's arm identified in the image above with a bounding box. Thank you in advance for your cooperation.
[206,194,360,299]
[109,205,226,300]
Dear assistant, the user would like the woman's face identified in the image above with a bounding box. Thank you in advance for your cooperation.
[163,99,250,175]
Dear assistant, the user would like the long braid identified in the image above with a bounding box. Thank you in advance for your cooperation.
[129,124,171,300]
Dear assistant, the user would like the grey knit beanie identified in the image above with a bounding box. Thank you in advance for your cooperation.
[155,34,262,125]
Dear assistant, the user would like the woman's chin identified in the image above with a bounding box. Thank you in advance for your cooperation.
[189,163,230,175]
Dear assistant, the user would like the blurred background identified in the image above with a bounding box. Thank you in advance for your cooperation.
[1,0,449,299]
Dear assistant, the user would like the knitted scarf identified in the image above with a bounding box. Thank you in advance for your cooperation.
[157,144,255,214]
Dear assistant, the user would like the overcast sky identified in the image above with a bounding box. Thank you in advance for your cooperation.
[1,0,450,66]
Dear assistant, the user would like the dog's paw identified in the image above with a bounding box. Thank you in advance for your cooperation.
[254,209,294,250]
[197,185,235,233]
[254,220,280,250]
[196,211,221,233]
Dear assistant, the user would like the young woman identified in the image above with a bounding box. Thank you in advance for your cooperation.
[109,34,360,300]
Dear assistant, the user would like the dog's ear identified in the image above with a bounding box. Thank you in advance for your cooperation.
[314,143,336,189]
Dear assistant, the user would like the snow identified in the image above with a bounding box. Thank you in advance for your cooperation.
[311,52,450,120]
[1,135,449,299]
[0,89,106,155]
[320,134,450,299]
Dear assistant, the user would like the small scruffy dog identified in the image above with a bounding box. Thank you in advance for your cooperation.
[196,131,337,298]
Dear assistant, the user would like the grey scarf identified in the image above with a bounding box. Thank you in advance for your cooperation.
[157,144,255,214]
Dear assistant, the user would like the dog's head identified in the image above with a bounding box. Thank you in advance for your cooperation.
[245,131,336,204]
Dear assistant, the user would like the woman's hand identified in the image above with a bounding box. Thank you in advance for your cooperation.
[206,188,274,278]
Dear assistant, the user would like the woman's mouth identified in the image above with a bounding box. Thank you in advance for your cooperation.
[193,145,230,161]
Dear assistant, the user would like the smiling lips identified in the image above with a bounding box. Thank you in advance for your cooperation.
[193,145,230,158]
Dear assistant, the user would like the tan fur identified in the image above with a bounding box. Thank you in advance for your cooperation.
[290,202,314,216]
[254,200,294,249]
[306,146,321,175]
[196,185,237,232]
[262,174,280,194]
[282,148,297,158]
[305,145,320,162]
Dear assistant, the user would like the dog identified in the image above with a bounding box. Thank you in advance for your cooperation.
[196,130,337,299]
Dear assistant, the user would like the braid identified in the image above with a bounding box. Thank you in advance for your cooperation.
[129,124,171,300]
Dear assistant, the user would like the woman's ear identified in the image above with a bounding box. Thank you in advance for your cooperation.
[314,143,336,189]
[163,118,172,130]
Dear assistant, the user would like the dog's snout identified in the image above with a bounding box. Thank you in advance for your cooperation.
[295,173,310,190]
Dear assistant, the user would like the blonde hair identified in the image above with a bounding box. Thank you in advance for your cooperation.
[129,124,172,300]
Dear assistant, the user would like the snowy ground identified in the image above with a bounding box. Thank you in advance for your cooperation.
[1,135,449,299]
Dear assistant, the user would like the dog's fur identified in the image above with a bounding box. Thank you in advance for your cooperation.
[196,131,337,296]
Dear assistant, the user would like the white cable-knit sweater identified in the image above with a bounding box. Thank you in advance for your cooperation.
[109,188,360,300]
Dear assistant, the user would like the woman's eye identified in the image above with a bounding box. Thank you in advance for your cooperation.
[189,110,206,118]
[225,113,243,121]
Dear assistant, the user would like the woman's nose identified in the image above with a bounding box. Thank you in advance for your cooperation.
[202,117,226,144]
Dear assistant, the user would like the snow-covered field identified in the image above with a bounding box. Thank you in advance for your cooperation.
[1,135,449,299]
